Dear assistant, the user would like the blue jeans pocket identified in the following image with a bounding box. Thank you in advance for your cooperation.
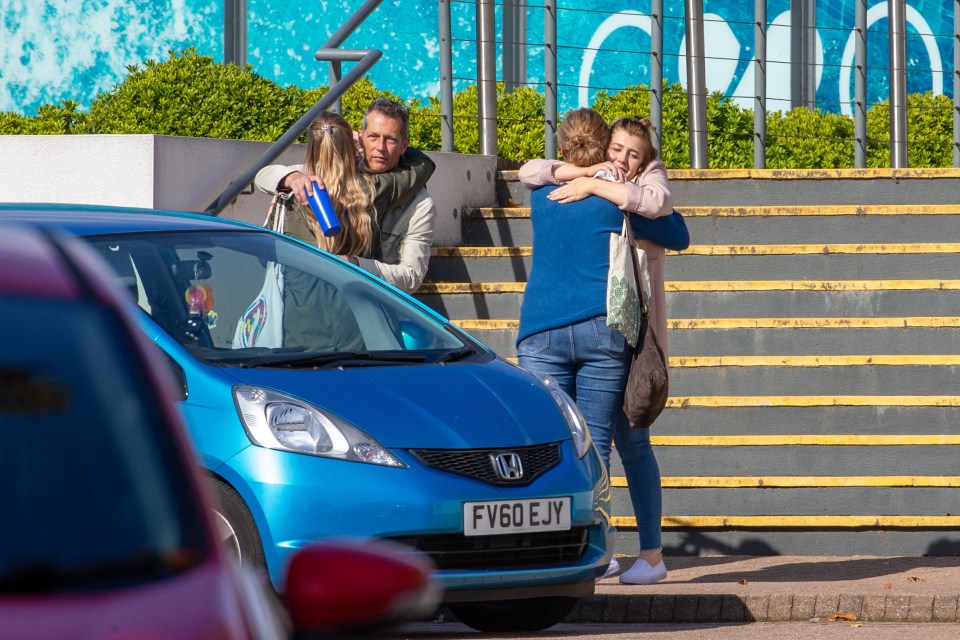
[593,316,629,359]
[517,330,551,357]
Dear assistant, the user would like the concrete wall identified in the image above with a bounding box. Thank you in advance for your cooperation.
[0,135,496,246]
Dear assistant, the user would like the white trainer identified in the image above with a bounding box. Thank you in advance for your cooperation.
[597,557,620,582]
[619,557,667,584]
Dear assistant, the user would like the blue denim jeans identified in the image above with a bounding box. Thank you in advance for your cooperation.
[518,316,662,551]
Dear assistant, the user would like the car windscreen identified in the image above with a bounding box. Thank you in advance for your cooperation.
[86,230,474,367]
[0,295,209,593]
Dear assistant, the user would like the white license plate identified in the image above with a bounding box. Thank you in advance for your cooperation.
[463,497,571,536]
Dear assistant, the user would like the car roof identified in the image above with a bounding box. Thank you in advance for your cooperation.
[0,202,259,236]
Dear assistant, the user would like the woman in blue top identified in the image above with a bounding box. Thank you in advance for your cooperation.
[517,109,689,584]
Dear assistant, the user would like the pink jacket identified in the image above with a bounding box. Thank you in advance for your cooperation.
[517,159,675,360]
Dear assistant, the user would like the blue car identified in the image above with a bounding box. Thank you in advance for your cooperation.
[1,204,612,632]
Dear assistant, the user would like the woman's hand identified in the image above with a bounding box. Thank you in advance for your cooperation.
[547,177,598,203]
[585,161,624,181]
[280,172,326,206]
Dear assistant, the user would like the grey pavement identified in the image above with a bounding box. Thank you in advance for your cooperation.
[575,555,960,624]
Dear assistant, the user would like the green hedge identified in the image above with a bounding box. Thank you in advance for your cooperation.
[2,49,955,169]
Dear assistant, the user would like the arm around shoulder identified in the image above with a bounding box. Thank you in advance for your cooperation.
[255,164,306,195]
[517,159,565,188]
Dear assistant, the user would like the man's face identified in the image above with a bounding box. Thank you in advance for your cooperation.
[361,112,409,173]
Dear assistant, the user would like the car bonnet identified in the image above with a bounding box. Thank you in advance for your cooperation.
[222,358,569,450]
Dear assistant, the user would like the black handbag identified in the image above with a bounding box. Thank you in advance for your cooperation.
[621,219,669,428]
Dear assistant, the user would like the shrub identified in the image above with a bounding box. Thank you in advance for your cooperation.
[77,49,306,140]
[6,49,958,168]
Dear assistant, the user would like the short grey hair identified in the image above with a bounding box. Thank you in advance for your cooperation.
[361,97,409,139]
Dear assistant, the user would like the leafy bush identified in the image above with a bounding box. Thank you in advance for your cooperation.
[77,49,306,140]
[5,49,957,168]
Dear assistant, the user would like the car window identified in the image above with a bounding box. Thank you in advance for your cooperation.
[1,295,208,592]
[88,231,468,366]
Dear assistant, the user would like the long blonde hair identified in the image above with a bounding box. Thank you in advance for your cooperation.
[303,112,375,256]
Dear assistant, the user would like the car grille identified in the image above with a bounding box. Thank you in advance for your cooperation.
[409,442,562,486]
[386,528,589,570]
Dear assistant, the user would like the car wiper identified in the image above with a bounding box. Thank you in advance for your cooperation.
[240,351,426,369]
[436,345,478,363]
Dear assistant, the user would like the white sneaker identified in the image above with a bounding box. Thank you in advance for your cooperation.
[597,557,620,582]
[619,557,667,584]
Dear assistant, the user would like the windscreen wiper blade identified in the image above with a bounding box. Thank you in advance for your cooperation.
[240,351,426,369]
[436,345,478,363]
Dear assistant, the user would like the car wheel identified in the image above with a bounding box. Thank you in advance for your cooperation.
[209,479,266,571]
[447,596,578,632]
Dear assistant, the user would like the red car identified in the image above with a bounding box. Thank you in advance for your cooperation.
[0,224,438,639]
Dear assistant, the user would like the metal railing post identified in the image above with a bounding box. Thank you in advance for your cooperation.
[317,0,384,114]
[224,0,247,67]
[888,0,908,168]
[502,0,527,93]
[684,0,709,168]
[854,0,867,167]
[439,0,454,152]
[954,0,960,167]
[790,0,817,110]
[753,0,766,169]
[476,0,498,156]
[544,0,558,159]
[651,0,664,155]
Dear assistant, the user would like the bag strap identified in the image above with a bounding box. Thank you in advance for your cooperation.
[264,192,292,234]
[623,212,650,317]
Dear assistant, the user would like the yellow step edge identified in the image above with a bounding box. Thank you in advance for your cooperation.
[419,280,960,294]
[498,167,960,181]
[613,476,960,488]
[434,243,960,258]
[611,515,960,529]
[650,434,960,445]
[470,204,960,218]
[453,317,960,330]
[668,279,960,292]
[666,168,960,180]
[665,396,960,408]
[499,355,960,367]
[669,317,960,329]
[671,355,960,367]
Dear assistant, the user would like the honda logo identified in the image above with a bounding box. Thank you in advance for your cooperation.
[492,453,524,481]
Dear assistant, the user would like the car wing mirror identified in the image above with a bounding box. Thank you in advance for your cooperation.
[284,538,440,637]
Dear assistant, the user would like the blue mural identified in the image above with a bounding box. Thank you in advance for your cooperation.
[0,0,953,118]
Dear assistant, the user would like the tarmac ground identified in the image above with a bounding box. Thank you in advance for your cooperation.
[578,555,960,624]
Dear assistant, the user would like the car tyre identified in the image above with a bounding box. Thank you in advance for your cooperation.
[210,479,266,571]
[447,596,578,632]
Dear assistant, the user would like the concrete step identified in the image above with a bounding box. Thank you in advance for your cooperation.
[428,245,960,283]
[463,204,960,247]
[496,168,960,208]
[461,323,960,357]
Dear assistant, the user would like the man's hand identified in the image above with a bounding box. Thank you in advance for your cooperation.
[280,172,326,206]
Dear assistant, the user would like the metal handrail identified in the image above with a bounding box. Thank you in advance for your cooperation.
[206,1,386,215]
[205,49,381,215]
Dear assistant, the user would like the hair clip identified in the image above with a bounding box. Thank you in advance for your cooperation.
[320,123,333,133]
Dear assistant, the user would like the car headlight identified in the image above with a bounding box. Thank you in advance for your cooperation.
[233,386,406,467]
[535,374,592,458]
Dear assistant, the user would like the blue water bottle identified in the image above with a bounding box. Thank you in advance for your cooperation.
[305,181,342,237]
